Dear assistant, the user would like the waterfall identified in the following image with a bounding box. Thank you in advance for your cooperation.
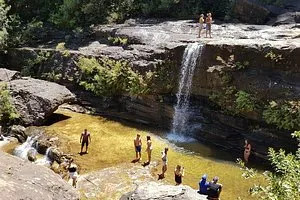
[35,147,52,166]
[171,42,204,138]
[13,136,37,159]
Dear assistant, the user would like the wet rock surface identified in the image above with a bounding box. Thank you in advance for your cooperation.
[0,151,79,200]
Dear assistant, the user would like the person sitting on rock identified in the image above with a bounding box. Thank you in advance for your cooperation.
[199,174,209,195]
[174,165,185,185]
[207,176,223,200]
[80,129,91,154]
[67,158,78,188]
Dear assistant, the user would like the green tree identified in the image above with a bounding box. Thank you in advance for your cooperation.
[0,83,19,123]
[239,131,300,200]
[0,0,11,49]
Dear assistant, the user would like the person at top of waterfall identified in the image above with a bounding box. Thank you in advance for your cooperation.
[134,134,142,161]
[174,165,185,185]
[198,14,205,38]
[199,174,209,195]
[160,147,169,178]
[244,139,251,163]
[80,129,91,154]
[206,13,213,38]
[67,158,78,188]
[207,176,223,200]
[145,135,153,164]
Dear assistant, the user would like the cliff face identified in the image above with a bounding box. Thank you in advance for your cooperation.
[2,20,300,160]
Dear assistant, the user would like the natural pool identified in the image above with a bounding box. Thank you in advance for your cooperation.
[43,108,263,199]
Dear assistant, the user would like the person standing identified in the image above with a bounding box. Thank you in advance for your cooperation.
[145,135,153,164]
[67,158,78,188]
[206,13,213,38]
[198,14,205,38]
[160,147,169,178]
[174,165,185,185]
[80,129,91,154]
[0,126,3,141]
[134,134,142,161]
[244,139,251,163]
[207,176,223,200]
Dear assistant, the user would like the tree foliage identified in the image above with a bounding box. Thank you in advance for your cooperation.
[0,83,19,123]
[239,131,300,200]
[0,0,11,49]
[77,57,153,96]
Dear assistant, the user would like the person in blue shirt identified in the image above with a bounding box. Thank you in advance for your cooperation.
[199,174,209,195]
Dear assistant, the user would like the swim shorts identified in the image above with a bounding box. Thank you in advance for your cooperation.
[135,145,141,152]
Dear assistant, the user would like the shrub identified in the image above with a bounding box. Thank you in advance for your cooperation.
[238,131,300,200]
[0,0,11,49]
[263,101,300,130]
[76,57,153,96]
[235,90,256,112]
[0,83,19,123]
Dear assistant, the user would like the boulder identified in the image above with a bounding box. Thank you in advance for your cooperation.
[27,148,37,162]
[269,11,300,25]
[233,0,270,24]
[8,77,75,125]
[0,152,79,200]
[0,68,20,81]
[120,181,207,200]
[8,125,26,143]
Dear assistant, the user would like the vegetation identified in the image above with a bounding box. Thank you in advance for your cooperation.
[259,0,284,7]
[22,51,51,76]
[263,101,300,130]
[76,57,153,96]
[235,90,256,113]
[0,0,12,49]
[108,36,128,46]
[239,131,300,200]
[216,55,249,71]
[0,83,19,123]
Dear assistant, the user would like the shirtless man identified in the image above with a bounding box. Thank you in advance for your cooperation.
[80,129,91,154]
[161,147,169,178]
[206,13,213,38]
[134,134,142,161]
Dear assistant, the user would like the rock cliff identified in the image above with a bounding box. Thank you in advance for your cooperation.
[2,20,300,161]
[0,151,79,200]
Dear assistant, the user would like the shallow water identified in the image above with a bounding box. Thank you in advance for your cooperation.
[44,108,262,199]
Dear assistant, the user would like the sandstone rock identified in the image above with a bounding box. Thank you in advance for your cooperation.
[0,68,20,81]
[120,181,207,200]
[0,152,79,200]
[233,0,270,24]
[8,77,75,125]
[27,148,37,162]
[8,125,26,143]
[270,12,300,25]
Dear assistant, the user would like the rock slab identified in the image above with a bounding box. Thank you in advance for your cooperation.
[0,152,79,200]
[120,181,207,200]
[8,77,75,125]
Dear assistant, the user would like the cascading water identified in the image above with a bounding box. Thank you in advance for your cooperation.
[169,42,204,141]
[13,136,37,159]
[35,147,52,166]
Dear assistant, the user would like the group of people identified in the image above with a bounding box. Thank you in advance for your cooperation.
[199,175,223,200]
[198,12,213,38]
[62,129,251,199]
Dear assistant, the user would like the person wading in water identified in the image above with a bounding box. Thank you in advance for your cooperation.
[134,134,142,161]
[244,139,251,163]
[80,129,91,154]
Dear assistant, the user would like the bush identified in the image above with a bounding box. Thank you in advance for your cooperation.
[239,131,300,200]
[0,0,11,49]
[0,83,19,123]
[76,57,153,96]
[263,101,300,130]
[235,90,256,112]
